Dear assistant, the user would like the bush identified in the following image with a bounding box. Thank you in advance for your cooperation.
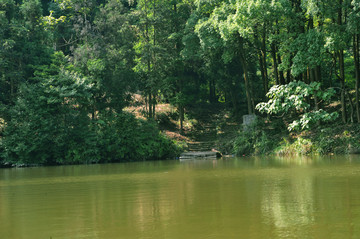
[2,109,179,166]
[233,131,254,156]
[96,112,179,163]
[274,137,318,156]
[233,120,277,156]
[314,126,360,155]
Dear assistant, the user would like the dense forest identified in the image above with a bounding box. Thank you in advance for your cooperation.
[1,0,360,165]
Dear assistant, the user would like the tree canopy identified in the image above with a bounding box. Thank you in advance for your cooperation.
[1,0,360,164]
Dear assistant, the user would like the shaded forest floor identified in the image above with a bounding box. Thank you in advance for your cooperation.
[124,96,242,155]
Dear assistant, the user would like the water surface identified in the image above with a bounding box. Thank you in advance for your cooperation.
[2,156,360,238]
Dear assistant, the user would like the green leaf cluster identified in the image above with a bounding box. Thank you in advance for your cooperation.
[256,81,338,131]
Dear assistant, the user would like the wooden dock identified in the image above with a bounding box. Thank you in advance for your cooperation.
[179,151,222,161]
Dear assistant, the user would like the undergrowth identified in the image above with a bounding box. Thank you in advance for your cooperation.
[231,118,360,156]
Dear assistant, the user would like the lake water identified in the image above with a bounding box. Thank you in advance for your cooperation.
[2,156,360,239]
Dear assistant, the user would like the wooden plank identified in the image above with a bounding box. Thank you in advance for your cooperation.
[179,151,221,160]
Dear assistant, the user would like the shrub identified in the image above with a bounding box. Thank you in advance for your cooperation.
[96,112,179,162]
[275,137,318,156]
[233,119,277,156]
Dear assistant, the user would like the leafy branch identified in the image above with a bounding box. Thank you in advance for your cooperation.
[256,81,338,131]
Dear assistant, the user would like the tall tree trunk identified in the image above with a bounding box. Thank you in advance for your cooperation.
[353,34,360,123]
[258,51,266,94]
[148,93,153,118]
[145,0,153,118]
[315,65,322,83]
[178,76,185,133]
[256,25,268,94]
[346,90,354,123]
[338,0,347,123]
[255,26,267,94]
[152,0,156,118]
[179,104,184,132]
[239,37,254,114]
[286,70,291,83]
[310,68,319,110]
[174,1,184,132]
[277,52,286,85]
[305,68,310,84]
[153,93,156,118]
[262,27,269,93]
[271,43,279,85]
[339,49,347,123]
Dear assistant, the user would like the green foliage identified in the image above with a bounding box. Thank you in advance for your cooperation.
[2,66,94,165]
[256,81,338,131]
[1,50,178,165]
[233,129,276,156]
[232,123,360,156]
[233,131,253,156]
[314,125,360,155]
[288,110,339,131]
[290,30,326,76]
[233,119,278,156]
[2,0,360,165]
[96,112,179,162]
[2,88,178,165]
[275,137,318,156]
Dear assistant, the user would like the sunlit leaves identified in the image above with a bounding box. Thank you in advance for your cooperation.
[347,0,360,34]
[256,81,338,131]
[42,10,66,30]
[288,110,339,131]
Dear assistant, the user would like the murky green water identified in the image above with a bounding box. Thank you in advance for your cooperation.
[2,156,360,239]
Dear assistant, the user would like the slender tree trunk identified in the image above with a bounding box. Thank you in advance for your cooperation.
[310,68,319,110]
[286,70,291,83]
[287,54,294,83]
[346,90,354,123]
[305,68,310,84]
[148,93,153,118]
[229,89,239,116]
[339,49,347,123]
[338,0,347,123]
[153,0,156,48]
[277,53,286,85]
[353,34,360,123]
[152,0,157,118]
[271,43,279,85]
[255,26,266,94]
[239,37,254,114]
[256,25,268,94]
[178,76,185,133]
[262,27,269,93]
[152,93,156,118]
[179,105,184,132]
[315,65,322,83]
[145,0,153,118]
[174,1,184,132]
[258,52,266,94]
[209,78,216,103]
